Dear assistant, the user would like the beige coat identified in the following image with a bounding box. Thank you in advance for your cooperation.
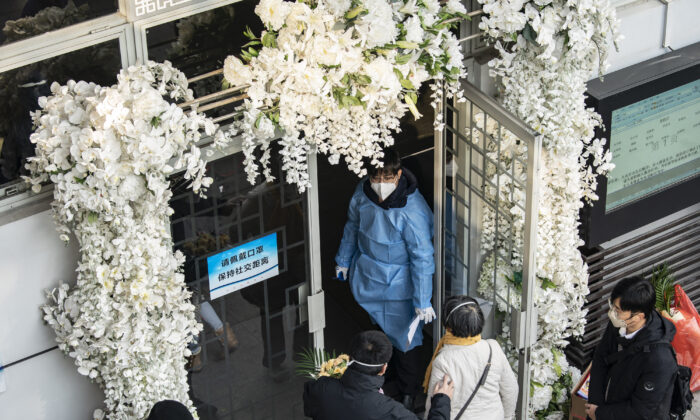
[425,339,518,420]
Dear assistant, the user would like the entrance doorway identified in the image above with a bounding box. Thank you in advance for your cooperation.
[316,87,437,406]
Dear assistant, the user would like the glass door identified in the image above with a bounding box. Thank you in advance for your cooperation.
[170,148,312,419]
[150,3,322,417]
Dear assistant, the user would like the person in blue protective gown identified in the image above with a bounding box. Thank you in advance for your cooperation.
[335,147,436,410]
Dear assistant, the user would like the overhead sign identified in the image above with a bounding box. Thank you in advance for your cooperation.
[207,233,279,299]
[127,0,199,20]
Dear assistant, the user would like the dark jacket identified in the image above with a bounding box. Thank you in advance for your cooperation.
[303,368,451,420]
[589,310,677,420]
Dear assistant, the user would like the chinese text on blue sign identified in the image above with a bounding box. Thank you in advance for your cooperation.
[207,233,279,299]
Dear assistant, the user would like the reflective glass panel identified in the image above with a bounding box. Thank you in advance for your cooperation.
[170,148,310,420]
[0,39,121,190]
[146,1,263,119]
[0,0,118,45]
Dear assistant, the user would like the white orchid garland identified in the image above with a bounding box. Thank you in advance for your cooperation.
[25,61,226,419]
[223,0,469,191]
[473,0,620,417]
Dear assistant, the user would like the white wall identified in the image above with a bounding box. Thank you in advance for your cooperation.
[606,0,700,73]
[0,209,103,419]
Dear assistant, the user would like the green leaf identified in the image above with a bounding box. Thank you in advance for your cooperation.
[399,78,415,90]
[248,47,259,57]
[650,263,676,313]
[345,6,365,19]
[243,40,262,48]
[150,116,161,127]
[340,73,350,85]
[341,95,362,108]
[522,23,539,46]
[510,33,518,42]
[243,26,256,40]
[222,79,231,90]
[541,277,556,290]
[407,92,418,104]
[393,67,404,80]
[396,40,419,49]
[262,32,277,48]
[395,53,413,65]
[552,349,562,376]
[404,94,422,120]
[254,113,263,129]
[355,74,372,85]
[87,212,98,223]
[74,176,86,184]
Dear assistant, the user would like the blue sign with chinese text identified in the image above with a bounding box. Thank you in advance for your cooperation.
[207,233,279,299]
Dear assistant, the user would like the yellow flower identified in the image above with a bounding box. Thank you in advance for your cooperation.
[339,354,350,361]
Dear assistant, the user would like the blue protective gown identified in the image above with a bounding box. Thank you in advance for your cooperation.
[335,173,435,352]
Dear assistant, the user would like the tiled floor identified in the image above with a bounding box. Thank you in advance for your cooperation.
[190,292,308,420]
[688,391,700,420]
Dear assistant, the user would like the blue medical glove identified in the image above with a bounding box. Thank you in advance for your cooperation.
[335,266,349,281]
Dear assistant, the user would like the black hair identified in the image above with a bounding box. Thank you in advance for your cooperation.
[367,147,401,178]
[147,400,194,420]
[442,295,484,338]
[349,330,393,375]
[610,276,655,319]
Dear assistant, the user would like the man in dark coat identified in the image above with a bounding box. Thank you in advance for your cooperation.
[304,331,452,420]
[586,276,677,420]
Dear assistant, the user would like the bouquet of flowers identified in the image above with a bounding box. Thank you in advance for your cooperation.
[296,348,350,379]
[223,0,469,191]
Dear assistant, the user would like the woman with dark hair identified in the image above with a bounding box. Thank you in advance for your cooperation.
[424,296,518,420]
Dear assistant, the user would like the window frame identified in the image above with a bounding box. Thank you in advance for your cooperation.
[0,1,245,218]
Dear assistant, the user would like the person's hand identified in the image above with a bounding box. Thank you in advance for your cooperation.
[416,307,436,323]
[433,374,454,399]
[584,403,598,420]
[335,266,349,281]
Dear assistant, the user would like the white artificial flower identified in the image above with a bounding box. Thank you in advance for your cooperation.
[445,0,466,14]
[221,0,467,193]
[325,0,352,18]
[355,0,398,48]
[223,56,253,87]
[404,16,424,43]
[474,0,620,414]
[28,61,217,419]
[255,0,291,31]
[285,2,312,35]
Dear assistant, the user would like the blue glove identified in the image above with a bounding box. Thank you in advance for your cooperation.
[335,266,349,281]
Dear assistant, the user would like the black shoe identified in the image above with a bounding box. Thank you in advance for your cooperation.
[400,394,415,411]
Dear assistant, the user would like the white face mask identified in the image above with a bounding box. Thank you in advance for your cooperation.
[371,182,397,201]
[608,306,628,329]
[608,299,635,330]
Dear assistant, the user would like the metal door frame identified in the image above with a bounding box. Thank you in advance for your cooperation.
[434,80,541,419]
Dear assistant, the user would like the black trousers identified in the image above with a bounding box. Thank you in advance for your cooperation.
[386,345,423,396]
